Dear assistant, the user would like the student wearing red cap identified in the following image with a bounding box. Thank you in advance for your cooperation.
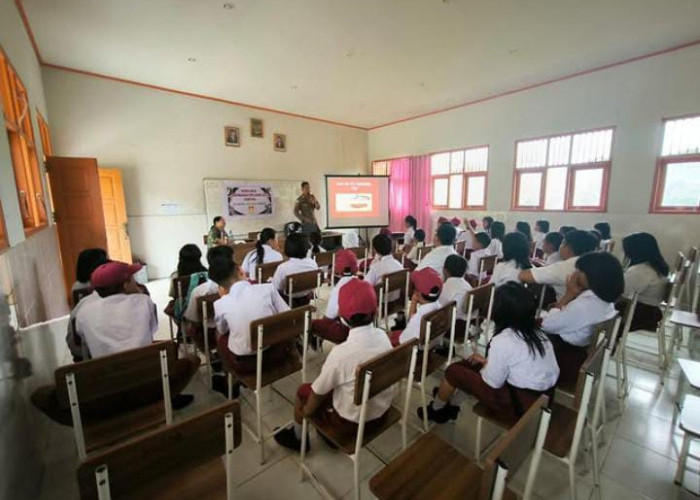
[310,249,360,344]
[421,282,559,424]
[450,216,465,242]
[390,267,444,346]
[274,279,396,452]
[32,261,200,423]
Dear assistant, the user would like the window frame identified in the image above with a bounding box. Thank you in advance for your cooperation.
[650,114,700,214]
[430,145,489,210]
[511,126,614,213]
[36,110,53,158]
[0,200,8,252]
[0,47,48,235]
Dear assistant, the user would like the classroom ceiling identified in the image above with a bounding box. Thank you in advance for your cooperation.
[21,0,700,129]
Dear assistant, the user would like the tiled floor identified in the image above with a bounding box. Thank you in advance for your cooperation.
[29,278,700,499]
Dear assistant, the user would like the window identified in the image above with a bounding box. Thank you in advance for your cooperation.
[512,128,613,212]
[431,146,488,209]
[372,160,390,176]
[650,115,700,213]
[0,48,47,233]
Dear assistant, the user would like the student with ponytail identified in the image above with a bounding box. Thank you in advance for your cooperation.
[241,227,284,278]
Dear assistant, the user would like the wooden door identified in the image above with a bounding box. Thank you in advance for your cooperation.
[46,157,108,296]
[98,168,132,263]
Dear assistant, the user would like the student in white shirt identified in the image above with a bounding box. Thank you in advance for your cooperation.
[486,221,505,259]
[311,250,359,344]
[406,228,426,266]
[594,222,612,251]
[274,279,397,452]
[272,233,319,307]
[534,220,549,251]
[466,232,491,280]
[32,261,200,424]
[439,255,472,340]
[491,232,531,287]
[451,216,464,241]
[417,223,457,276]
[403,215,418,250]
[168,244,208,299]
[542,232,563,266]
[209,247,291,373]
[482,216,494,238]
[365,234,404,296]
[515,221,533,249]
[541,252,623,386]
[241,227,284,279]
[519,230,598,300]
[422,282,560,424]
[71,248,108,301]
[621,232,669,331]
[308,231,327,257]
[391,267,444,346]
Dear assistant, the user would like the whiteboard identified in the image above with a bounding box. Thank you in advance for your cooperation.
[203,178,304,237]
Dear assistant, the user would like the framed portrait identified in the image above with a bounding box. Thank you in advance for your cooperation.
[273,133,286,152]
[250,118,264,138]
[224,126,240,147]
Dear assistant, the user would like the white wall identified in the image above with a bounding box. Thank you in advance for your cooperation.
[43,68,368,278]
[369,45,700,262]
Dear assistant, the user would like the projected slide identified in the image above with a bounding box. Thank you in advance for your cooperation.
[325,175,390,228]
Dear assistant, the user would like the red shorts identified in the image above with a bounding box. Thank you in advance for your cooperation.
[547,334,588,387]
[389,330,402,347]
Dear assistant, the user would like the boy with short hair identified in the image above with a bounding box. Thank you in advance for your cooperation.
[542,232,564,265]
[274,279,397,452]
[390,267,444,346]
[438,254,472,340]
[416,223,457,276]
[466,232,492,280]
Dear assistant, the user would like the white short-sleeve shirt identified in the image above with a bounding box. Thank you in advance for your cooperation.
[271,257,319,297]
[481,328,560,391]
[311,324,397,422]
[534,232,546,250]
[624,263,667,307]
[417,245,457,276]
[438,277,472,322]
[183,279,220,323]
[491,260,524,288]
[545,251,562,266]
[529,257,579,299]
[467,248,490,278]
[214,281,291,356]
[487,239,503,259]
[241,244,284,278]
[404,227,415,247]
[324,275,355,319]
[365,254,404,303]
[540,290,616,347]
[399,301,441,345]
[76,293,158,359]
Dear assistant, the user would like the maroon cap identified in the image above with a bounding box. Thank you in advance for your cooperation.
[468,218,479,229]
[91,261,142,288]
[335,249,358,275]
[339,278,377,319]
[411,267,443,298]
[437,216,448,225]
[450,217,462,227]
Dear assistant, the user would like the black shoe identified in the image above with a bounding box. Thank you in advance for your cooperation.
[172,394,195,410]
[318,433,338,450]
[433,345,451,358]
[417,401,460,424]
[211,374,239,398]
[273,426,310,453]
[211,360,223,373]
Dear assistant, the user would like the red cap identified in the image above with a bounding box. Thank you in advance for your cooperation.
[411,267,443,298]
[468,218,479,229]
[91,261,142,288]
[334,249,358,275]
[450,217,462,226]
[338,278,377,319]
[437,216,448,225]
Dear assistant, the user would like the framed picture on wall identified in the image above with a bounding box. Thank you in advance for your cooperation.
[251,118,264,138]
[273,133,286,152]
[224,126,240,147]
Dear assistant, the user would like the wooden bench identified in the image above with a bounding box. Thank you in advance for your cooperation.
[56,342,181,459]
[463,283,495,351]
[416,245,434,262]
[196,293,221,391]
[300,340,419,500]
[255,260,285,284]
[377,269,410,330]
[232,242,257,265]
[77,401,242,500]
[285,269,323,310]
[370,396,551,500]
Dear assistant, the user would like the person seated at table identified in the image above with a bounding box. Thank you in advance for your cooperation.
[364,234,404,293]
[490,232,531,287]
[438,254,471,341]
[272,233,319,307]
[311,250,360,344]
[207,216,229,247]
[621,232,669,331]
[241,227,284,279]
[421,282,560,423]
[416,223,457,276]
[308,231,327,257]
[518,230,598,300]
[406,228,426,267]
[466,232,491,281]
[542,232,564,265]
[274,279,397,452]
[210,248,291,375]
[594,222,612,250]
[403,215,418,251]
[390,267,443,347]
[486,221,505,259]
[534,220,549,251]
[482,216,494,237]
[540,252,623,386]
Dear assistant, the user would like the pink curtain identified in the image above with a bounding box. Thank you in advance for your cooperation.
[409,155,433,238]
[388,157,411,231]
